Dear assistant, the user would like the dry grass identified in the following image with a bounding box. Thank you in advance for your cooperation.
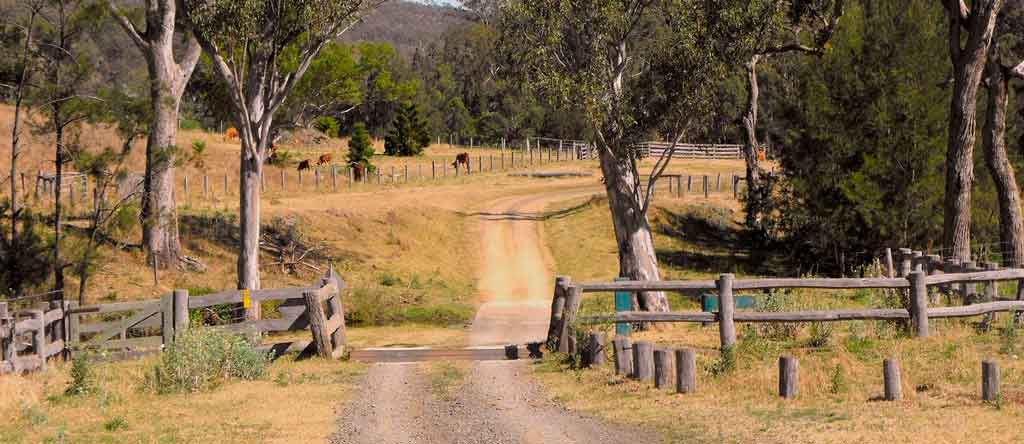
[537,179,1024,443]
[536,318,1024,444]
[0,355,366,444]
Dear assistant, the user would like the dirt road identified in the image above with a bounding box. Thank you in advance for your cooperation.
[332,186,659,444]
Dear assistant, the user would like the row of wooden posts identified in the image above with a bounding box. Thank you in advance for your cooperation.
[26,148,584,208]
[577,332,1004,402]
[0,269,347,374]
[658,173,746,199]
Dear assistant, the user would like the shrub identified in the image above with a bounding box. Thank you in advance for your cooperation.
[179,118,202,130]
[65,354,97,396]
[384,102,430,156]
[807,322,834,348]
[756,290,803,341]
[314,116,340,138]
[148,328,270,394]
[707,346,736,377]
[829,363,847,394]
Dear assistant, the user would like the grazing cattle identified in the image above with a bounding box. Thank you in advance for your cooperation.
[297,159,312,171]
[351,163,367,181]
[318,153,333,166]
[452,152,470,169]
[224,127,239,141]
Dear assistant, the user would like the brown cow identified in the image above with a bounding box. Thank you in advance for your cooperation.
[351,163,366,181]
[318,153,333,166]
[452,152,470,169]
[297,159,312,171]
[224,127,239,141]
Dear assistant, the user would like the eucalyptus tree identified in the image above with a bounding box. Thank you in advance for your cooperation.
[180,0,383,307]
[938,0,1004,261]
[735,0,844,232]
[107,0,203,270]
[981,0,1024,266]
[501,1,758,311]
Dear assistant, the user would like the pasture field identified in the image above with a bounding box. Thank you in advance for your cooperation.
[0,355,366,444]
[537,193,1024,443]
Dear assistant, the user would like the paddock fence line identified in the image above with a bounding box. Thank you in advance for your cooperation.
[548,247,1022,402]
[0,268,347,375]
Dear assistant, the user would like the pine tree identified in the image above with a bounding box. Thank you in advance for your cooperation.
[384,102,431,156]
[347,122,375,173]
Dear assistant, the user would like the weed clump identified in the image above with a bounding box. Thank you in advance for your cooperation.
[147,328,270,394]
[65,354,97,396]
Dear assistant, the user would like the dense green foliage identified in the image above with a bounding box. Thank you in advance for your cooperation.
[759,0,1022,272]
[384,102,431,156]
[347,122,376,171]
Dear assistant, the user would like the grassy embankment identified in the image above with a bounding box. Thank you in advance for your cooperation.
[538,187,1024,443]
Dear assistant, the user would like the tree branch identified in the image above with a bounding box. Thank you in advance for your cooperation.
[108,3,149,52]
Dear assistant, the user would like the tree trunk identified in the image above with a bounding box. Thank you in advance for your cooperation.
[597,146,669,312]
[742,54,766,230]
[141,86,183,266]
[982,57,1024,267]
[237,140,263,313]
[53,124,64,293]
[942,0,1003,261]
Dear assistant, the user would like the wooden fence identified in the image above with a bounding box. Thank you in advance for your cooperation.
[548,250,1024,354]
[0,269,347,374]
[635,142,744,160]
[548,248,1021,401]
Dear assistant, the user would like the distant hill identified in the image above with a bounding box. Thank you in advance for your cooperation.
[342,1,474,58]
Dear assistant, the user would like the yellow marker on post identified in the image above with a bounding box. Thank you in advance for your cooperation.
[242,289,252,309]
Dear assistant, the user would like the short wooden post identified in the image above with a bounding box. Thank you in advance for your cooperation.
[432,160,436,179]
[912,250,924,271]
[183,176,190,205]
[224,174,229,195]
[203,175,209,199]
[348,167,354,189]
[779,355,799,399]
[962,260,979,300]
[884,248,895,278]
[585,332,606,368]
[884,358,902,401]
[703,175,709,199]
[677,175,683,198]
[716,173,721,191]
[547,276,570,348]
[898,248,912,277]
[982,360,1000,402]
[0,302,12,364]
[676,348,697,394]
[984,262,998,302]
[390,166,395,183]
[717,273,737,350]
[687,175,692,192]
[161,293,174,347]
[908,271,929,338]
[173,289,189,339]
[30,309,45,370]
[613,336,633,376]
[654,348,674,389]
[558,286,583,354]
[303,290,333,358]
[404,164,409,183]
[281,169,287,190]
[632,341,654,381]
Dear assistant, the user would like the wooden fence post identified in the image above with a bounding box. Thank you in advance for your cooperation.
[224,174,229,195]
[884,248,895,278]
[703,175,709,199]
[676,348,697,394]
[632,341,654,381]
[327,291,347,358]
[908,271,929,338]
[613,336,633,376]
[779,355,798,399]
[173,289,189,339]
[585,332,606,368]
[432,160,436,179]
[982,360,1000,402]
[0,303,11,366]
[559,286,583,354]
[654,348,673,389]
[547,276,570,349]
[332,167,338,191]
[66,301,79,351]
[30,309,45,371]
[884,358,902,401]
[183,176,190,205]
[898,248,912,277]
[717,273,737,350]
[161,293,174,347]
[203,175,209,199]
[303,290,333,358]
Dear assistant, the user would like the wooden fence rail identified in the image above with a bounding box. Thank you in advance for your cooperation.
[550,255,1024,353]
[0,268,347,374]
